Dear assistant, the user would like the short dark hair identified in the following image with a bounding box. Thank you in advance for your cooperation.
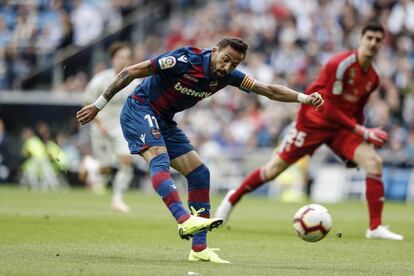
[361,21,385,36]
[109,41,130,59]
[217,37,248,57]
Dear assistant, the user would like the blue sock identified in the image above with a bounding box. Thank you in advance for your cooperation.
[186,164,210,251]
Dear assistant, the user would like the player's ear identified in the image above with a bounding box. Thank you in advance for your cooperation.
[211,47,218,54]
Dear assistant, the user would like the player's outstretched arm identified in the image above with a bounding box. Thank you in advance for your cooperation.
[250,81,324,108]
[76,60,155,125]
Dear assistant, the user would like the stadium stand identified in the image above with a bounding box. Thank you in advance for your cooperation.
[0,0,413,201]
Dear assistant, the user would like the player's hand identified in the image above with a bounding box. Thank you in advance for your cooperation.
[355,125,388,147]
[306,92,324,110]
[76,104,100,125]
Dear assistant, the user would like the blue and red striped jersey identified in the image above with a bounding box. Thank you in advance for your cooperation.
[133,47,255,118]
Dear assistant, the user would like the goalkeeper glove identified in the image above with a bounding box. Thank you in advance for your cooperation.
[354,125,388,148]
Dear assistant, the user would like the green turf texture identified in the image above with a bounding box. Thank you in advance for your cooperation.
[0,185,413,275]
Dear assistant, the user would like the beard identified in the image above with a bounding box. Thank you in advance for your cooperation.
[210,63,229,79]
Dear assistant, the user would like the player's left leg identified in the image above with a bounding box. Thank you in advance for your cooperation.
[170,149,228,263]
[352,143,403,240]
[330,131,403,240]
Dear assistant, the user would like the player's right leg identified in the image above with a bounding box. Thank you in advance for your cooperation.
[216,121,323,224]
[215,155,291,223]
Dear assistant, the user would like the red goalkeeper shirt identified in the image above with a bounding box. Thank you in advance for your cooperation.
[299,50,380,130]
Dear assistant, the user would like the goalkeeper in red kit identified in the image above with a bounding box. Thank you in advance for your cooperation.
[216,21,403,240]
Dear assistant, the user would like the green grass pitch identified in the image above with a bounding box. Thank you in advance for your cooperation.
[0,185,413,275]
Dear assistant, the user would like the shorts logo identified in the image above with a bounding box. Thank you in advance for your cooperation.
[158,56,176,69]
[151,128,161,139]
[139,134,146,144]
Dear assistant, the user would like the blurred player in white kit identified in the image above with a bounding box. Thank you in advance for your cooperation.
[84,42,140,212]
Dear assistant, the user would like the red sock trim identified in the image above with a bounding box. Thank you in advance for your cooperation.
[188,188,210,202]
[177,214,191,224]
[152,171,171,190]
[367,173,382,182]
[192,244,207,252]
[164,191,181,207]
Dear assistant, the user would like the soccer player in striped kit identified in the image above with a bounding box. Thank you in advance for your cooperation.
[216,22,404,241]
[77,37,323,263]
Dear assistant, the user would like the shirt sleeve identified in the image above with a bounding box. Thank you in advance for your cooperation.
[150,47,188,75]
[227,69,256,92]
[84,75,104,104]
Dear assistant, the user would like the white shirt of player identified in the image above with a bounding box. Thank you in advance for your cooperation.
[84,69,140,129]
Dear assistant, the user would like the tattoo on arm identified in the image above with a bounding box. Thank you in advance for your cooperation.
[103,70,133,100]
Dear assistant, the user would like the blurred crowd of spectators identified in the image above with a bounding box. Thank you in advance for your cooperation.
[0,0,147,90]
[160,0,414,166]
[1,0,414,186]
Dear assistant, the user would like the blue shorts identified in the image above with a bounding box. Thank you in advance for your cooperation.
[120,96,194,160]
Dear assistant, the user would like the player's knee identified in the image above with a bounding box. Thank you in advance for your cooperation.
[372,154,383,173]
[364,153,383,174]
[99,167,112,175]
[118,163,133,174]
[118,155,133,166]
[149,153,170,176]
[265,157,289,180]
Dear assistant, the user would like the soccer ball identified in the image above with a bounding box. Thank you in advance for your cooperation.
[292,204,332,242]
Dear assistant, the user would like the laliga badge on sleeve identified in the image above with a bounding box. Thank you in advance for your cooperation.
[333,80,343,95]
[159,56,176,69]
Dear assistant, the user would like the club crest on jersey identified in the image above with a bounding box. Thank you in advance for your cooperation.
[151,128,161,139]
[209,81,218,91]
[159,56,176,69]
[333,80,343,95]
